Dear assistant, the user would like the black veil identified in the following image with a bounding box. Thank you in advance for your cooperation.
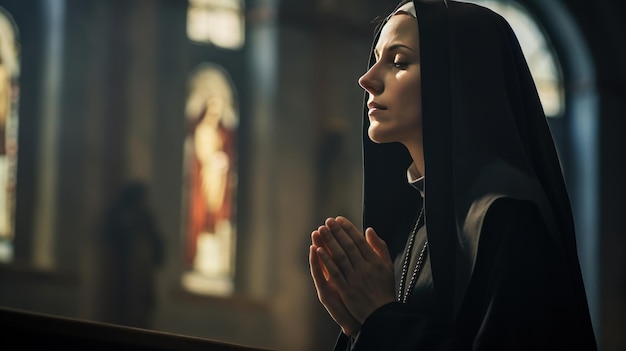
[361,0,593,335]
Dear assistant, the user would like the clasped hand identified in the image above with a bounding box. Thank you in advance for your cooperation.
[309,216,396,337]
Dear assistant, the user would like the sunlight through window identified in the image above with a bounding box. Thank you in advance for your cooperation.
[463,0,564,117]
[187,0,245,50]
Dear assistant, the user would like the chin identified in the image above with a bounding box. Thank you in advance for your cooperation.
[368,127,393,144]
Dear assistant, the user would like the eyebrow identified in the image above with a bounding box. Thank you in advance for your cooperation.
[374,43,416,59]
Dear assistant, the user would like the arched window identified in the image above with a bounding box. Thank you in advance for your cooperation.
[464,0,564,118]
[181,63,239,296]
[187,0,245,50]
[0,7,19,263]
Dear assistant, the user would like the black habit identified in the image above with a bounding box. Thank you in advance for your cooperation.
[334,0,598,350]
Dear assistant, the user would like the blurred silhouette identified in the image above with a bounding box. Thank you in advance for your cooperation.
[97,182,164,329]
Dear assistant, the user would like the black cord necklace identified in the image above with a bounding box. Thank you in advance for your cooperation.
[397,207,429,304]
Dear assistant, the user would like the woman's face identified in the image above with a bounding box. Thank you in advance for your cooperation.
[359,14,421,147]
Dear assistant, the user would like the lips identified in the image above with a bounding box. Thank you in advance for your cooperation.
[367,101,387,110]
[368,102,387,120]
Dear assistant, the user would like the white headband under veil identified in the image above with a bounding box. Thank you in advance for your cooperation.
[391,1,417,18]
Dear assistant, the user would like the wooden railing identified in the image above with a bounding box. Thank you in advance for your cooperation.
[0,306,273,350]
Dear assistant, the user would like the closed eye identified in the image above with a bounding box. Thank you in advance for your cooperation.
[393,61,409,69]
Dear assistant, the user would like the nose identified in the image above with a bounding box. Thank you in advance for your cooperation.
[358,63,382,95]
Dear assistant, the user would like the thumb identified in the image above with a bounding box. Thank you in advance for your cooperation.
[365,227,392,263]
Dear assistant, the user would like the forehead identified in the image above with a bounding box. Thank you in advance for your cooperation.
[375,15,419,53]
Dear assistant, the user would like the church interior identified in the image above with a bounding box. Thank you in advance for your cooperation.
[0,0,624,350]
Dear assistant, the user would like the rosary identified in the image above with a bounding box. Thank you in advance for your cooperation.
[397,207,429,304]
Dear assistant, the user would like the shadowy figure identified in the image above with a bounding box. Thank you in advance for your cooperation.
[99,182,164,329]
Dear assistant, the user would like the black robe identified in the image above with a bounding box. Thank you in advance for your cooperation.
[334,0,597,349]
[336,197,593,350]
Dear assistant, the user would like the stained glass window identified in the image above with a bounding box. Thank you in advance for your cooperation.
[181,63,239,296]
[0,7,19,263]
[187,0,245,50]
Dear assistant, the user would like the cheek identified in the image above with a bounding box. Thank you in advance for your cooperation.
[399,83,422,125]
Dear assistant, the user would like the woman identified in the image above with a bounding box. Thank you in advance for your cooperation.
[309,1,598,350]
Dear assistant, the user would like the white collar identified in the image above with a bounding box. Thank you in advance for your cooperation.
[407,162,424,197]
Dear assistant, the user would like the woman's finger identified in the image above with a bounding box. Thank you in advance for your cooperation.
[335,216,380,262]
[316,246,349,290]
[318,221,356,275]
[311,231,330,279]
[309,245,362,336]
[311,229,326,250]
[310,244,329,284]
[365,227,392,263]
[325,217,370,268]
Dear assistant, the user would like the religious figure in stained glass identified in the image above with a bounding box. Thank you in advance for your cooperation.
[182,63,238,295]
[0,7,19,262]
